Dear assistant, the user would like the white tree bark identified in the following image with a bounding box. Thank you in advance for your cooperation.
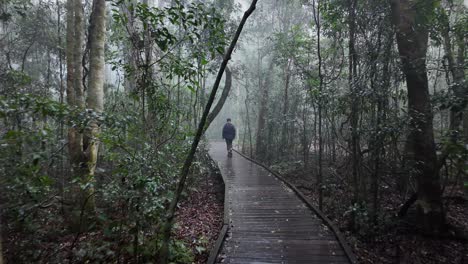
[82,0,106,212]
[87,0,105,113]
[74,0,84,109]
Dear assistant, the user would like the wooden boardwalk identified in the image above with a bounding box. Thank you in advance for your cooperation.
[209,142,353,264]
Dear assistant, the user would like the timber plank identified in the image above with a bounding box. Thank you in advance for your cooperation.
[209,142,355,264]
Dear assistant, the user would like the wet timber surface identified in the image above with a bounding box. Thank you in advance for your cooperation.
[209,142,351,264]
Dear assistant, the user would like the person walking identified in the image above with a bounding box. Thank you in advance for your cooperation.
[222,118,236,157]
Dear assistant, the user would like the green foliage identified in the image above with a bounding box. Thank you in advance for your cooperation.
[439,133,468,171]
[110,0,228,94]
[414,0,440,31]
[272,25,311,65]
[2,0,225,261]
[88,90,197,261]
[345,203,373,236]
[0,0,31,22]
[0,90,200,262]
[169,240,195,263]
[0,93,69,262]
[432,89,466,111]
[0,94,68,200]
[321,0,347,33]
[1,70,32,87]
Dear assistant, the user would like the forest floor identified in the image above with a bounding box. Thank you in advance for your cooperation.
[278,162,468,264]
[175,168,224,263]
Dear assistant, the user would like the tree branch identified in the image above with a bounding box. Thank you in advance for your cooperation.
[157,1,258,262]
[205,66,232,130]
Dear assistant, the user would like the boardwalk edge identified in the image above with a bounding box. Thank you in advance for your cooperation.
[206,151,230,264]
[233,149,358,264]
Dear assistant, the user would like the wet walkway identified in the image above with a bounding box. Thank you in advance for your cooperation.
[209,141,352,264]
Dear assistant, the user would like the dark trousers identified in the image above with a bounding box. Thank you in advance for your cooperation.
[225,139,233,153]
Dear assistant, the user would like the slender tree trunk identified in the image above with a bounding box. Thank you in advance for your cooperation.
[255,61,274,160]
[242,120,246,153]
[66,0,85,223]
[82,0,106,213]
[281,59,292,158]
[331,114,336,162]
[456,16,468,197]
[372,30,393,224]
[312,0,324,210]
[46,48,51,89]
[74,0,84,109]
[120,0,138,93]
[57,0,66,213]
[313,104,317,159]
[71,0,85,181]
[440,9,466,141]
[348,0,360,229]
[20,39,35,72]
[437,11,467,194]
[368,26,382,222]
[66,0,76,166]
[302,105,309,168]
[391,0,445,232]
[246,100,253,158]
[244,84,253,157]
[464,108,468,197]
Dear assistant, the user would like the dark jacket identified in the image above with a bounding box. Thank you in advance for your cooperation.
[222,123,236,140]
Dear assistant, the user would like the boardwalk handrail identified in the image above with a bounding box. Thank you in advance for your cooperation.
[233,149,358,264]
[206,152,229,264]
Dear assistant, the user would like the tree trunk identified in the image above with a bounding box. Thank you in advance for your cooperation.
[82,0,106,213]
[440,8,466,141]
[66,0,87,225]
[331,114,336,162]
[302,105,309,168]
[372,29,393,224]
[459,28,468,198]
[245,91,253,158]
[280,59,291,158]
[255,61,274,160]
[205,66,233,129]
[312,0,324,210]
[57,0,66,213]
[66,0,76,166]
[464,108,468,198]
[70,0,85,178]
[241,81,254,157]
[348,0,361,229]
[74,0,84,109]
[391,0,445,233]
[120,0,138,93]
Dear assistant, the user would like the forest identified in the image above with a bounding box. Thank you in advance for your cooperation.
[0,0,467,263]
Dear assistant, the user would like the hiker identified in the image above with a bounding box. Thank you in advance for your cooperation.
[222,118,236,157]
